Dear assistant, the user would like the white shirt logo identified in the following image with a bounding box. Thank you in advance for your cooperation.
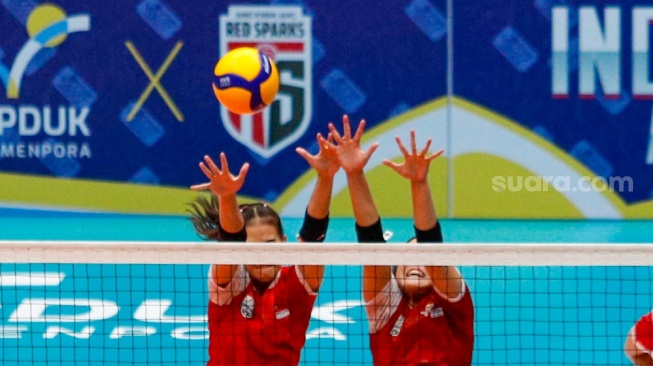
[420,303,444,318]
[240,295,254,319]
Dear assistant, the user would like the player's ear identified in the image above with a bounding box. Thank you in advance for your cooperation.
[282,234,288,242]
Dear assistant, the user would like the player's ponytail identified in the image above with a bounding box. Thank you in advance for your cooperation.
[188,197,284,241]
[187,195,220,241]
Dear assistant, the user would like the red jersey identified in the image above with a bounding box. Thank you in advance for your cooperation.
[633,310,653,354]
[206,265,317,366]
[368,278,474,366]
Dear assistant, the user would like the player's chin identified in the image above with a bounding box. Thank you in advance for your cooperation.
[399,278,432,295]
[246,265,280,282]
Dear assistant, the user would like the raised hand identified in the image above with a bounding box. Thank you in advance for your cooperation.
[382,129,443,183]
[296,133,340,178]
[190,152,250,197]
[326,115,379,174]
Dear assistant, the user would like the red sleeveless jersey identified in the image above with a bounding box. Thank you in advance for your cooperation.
[206,265,316,366]
[369,283,474,365]
[634,310,653,353]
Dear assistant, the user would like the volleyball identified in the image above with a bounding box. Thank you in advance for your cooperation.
[212,47,280,115]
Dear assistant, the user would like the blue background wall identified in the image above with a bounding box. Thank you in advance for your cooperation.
[1,0,651,218]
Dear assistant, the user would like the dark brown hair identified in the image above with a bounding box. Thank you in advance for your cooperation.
[188,195,284,241]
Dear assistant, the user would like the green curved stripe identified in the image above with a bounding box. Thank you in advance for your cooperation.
[276,97,448,209]
[0,172,259,215]
[451,97,630,215]
[277,96,653,219]
[2,95,652,218]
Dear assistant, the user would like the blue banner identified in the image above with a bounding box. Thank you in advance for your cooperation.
[1,0,652,219]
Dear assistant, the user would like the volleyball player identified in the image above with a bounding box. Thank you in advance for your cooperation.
[327,117,474,365]
[189,133,339,366]
[625,310,653,365]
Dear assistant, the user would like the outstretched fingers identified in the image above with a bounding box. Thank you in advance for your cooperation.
[191,152,250,194]
[190,182,211,191]
[352,118,366,143]
[420,139,433,157]
[364,141,380,161]
[382,158,402,173]
[198,161,214,180]
[342,115,352,140]
[426,148,445,162]
[237,162,250,181]
[317,132,329,151]
[327,123,343,145]
[395,136,410,157]
[218,152,230,175]
[410,130,418,155]
[203,154,220,174]
[298,133,321,157]
[295,146,310,161]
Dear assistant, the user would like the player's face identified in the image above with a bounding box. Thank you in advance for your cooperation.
[395,238,433,295]
[245,223,285,283]
[395,265,433,296]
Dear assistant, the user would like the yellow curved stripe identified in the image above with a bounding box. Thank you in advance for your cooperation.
[452,97,632,217]
[2,96,651,218]
[453,153,583,218]
[625,200,653,219]
[278,96,653,219]
[276,97,449,210]
[0,172,257,215]
[329,156,448,217]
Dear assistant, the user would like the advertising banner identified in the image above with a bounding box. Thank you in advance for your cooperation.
[0,0,651,219]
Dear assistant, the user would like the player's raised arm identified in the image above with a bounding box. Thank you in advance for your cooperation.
[192,153,249,234]
[295,132,340,292]
[327,115,389,302]
[382,130,463,299]
[190,152,249,286]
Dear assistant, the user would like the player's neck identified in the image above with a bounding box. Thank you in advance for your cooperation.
[251,278,272,294]
[407,289,430,308]
[407,293,425,308]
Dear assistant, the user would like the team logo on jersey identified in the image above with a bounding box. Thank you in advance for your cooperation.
[421,303,444,318]
[275,308,290,320]
[241,295,255,319]
[390,314,405,337]
[219,5,313,158]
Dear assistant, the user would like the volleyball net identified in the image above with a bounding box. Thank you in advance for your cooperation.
[0,241,652,365]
